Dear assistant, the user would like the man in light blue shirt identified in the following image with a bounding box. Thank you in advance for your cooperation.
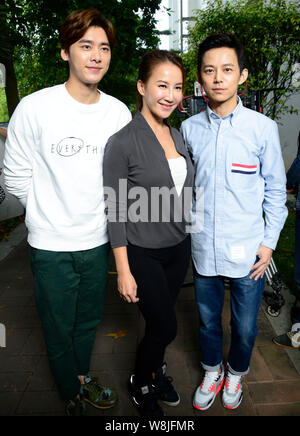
[181,33,287,412]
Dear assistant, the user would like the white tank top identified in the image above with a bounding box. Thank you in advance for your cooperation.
[167,156,187,196]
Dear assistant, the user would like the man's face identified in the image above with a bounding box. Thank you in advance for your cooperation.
[61,26,111,87]
[199,47,248,107]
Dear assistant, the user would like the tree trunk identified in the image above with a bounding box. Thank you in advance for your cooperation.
[0,0,19,118]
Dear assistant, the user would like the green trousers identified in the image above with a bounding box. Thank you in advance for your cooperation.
[29,243,109,400]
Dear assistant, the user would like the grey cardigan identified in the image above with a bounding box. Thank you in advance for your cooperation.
[103,111,194,249]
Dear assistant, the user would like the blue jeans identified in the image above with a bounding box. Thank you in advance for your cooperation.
[193,266,265,375]
[293,210,300,323]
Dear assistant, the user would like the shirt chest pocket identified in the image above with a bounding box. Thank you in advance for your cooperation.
[227,161,259,191]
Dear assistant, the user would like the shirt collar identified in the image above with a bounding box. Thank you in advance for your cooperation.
[206,96,243,127]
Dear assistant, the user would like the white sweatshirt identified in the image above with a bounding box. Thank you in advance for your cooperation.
[4,84,132,251]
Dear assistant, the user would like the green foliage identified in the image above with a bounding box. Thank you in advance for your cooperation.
[0,89,9,122]
[4,0,162,108]
[182,0,300,120]
[273,205,297,297]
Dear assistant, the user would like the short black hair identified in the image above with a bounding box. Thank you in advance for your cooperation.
[198,33,247,74]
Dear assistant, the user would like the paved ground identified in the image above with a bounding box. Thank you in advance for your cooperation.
[1,232,300,417]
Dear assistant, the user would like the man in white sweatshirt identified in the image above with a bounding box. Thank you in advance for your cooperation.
[4,9,131,416]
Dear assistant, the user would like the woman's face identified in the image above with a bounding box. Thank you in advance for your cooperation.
[137,62,183,120]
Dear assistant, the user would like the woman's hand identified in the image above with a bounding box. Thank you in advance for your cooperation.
[117,270,139,303]
[112,246,139,303]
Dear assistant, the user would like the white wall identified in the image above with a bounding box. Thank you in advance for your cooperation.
[0,131,24,221]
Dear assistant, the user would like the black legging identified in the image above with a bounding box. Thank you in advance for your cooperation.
[127,235,191,386]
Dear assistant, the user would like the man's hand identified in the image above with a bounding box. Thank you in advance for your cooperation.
[250,245,273,280]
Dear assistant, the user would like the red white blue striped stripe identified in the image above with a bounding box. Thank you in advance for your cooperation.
[231,163,257,174]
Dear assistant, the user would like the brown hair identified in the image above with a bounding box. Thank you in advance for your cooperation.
[59,8,116,53]
[137,49,186,111]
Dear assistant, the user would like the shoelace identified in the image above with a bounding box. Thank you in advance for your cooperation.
[84,377,112,399]
[225,373,241,394]
[201,370,221,393]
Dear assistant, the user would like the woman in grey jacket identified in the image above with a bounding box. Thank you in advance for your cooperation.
[103,50,194,416]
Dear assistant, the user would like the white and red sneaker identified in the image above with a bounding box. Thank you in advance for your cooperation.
[222,371,243,410]
[193,366,225,411]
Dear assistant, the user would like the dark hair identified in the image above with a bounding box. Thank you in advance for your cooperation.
[59,8,116,53]
[198,33,247,74]
[137,49,186,111]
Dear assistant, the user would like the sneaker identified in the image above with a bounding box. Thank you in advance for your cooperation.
[128,374,165,417]
[65,394,86,416]
[222,371,243,410]
[193,366,225,411]
[153,362,180,406]
[273,323,300,350]
[81,375,117,409]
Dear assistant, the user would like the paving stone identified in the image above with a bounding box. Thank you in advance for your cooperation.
[0,328,31,355]
[257,403,300,416]
[246,347,273,382]
[0,392,23,416]
[26,356,56,391]
[0,372,31,392]
[16,391,65,415]
[22,328,46,355]
[258,345,300,380]
[184,351,203,386]
[93,331,115,354]
[90,353,136,372]
[0,306,24,328]
[0,355,40,372]
[16,306,42,328]
[248,380,300,404]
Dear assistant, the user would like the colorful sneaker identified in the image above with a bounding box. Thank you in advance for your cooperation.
[273,323,300,350]
[222,371,243,410]
[153,362,180,406]
[81,376,117,409]
[65,394,86,416]
[193,366,225,411]
[128,374,164,417]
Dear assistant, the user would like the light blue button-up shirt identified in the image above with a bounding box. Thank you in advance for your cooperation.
[181,97,288,278]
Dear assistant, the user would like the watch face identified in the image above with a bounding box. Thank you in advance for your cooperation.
[292,63,300,89]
